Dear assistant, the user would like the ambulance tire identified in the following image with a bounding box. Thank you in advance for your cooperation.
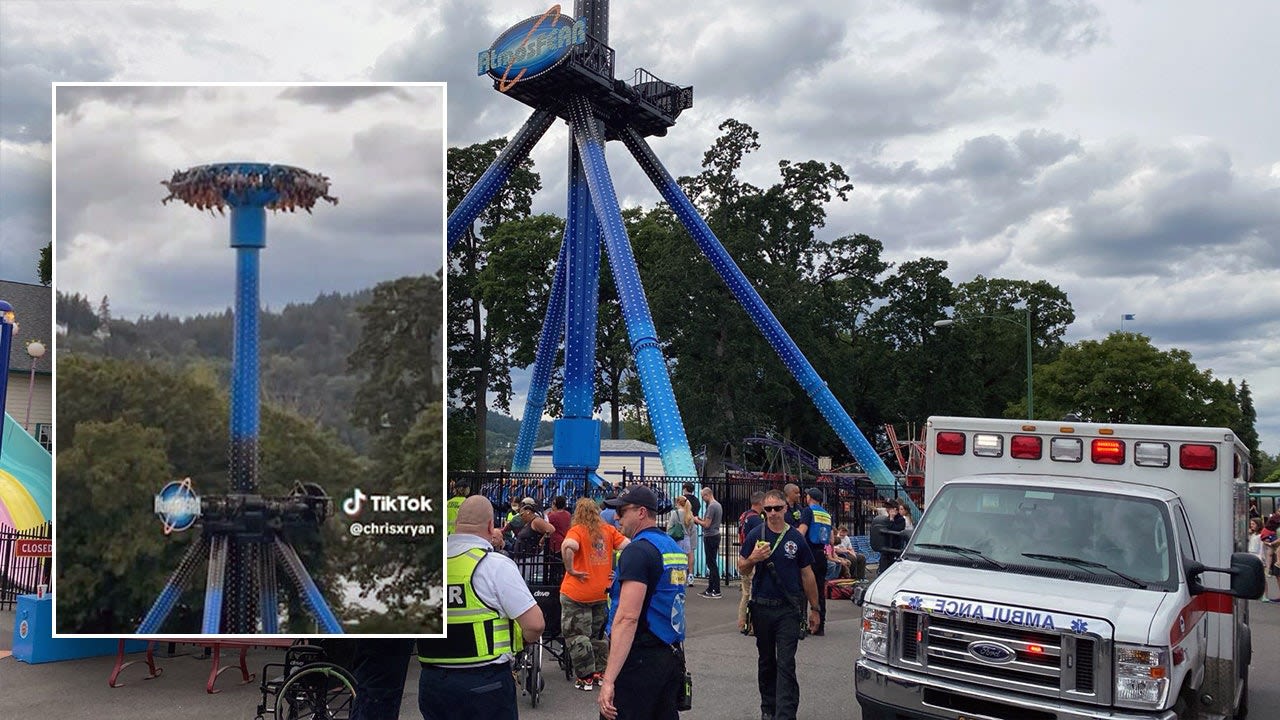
[1235,673,1249,719]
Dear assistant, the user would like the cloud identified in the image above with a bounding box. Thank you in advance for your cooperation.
[914,0,1106,55]
[277,86,415,111]
[0,28,117,142]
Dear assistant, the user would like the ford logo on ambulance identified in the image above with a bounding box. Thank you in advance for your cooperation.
[967,641,1016,664]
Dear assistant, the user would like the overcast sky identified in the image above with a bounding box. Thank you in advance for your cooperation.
[2,0,1276,453]
[47,84,444,320]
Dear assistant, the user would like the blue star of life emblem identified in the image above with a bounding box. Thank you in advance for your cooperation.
[907,596,923,610]
[1071,618,1088,634]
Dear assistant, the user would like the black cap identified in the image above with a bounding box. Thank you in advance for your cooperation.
[805,487,823,502]
[603,485,664,513]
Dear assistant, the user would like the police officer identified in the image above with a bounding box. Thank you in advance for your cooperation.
[738,489,821,720]
[416,496,545,720]
[598,485,688,720]
[802,488,832,635]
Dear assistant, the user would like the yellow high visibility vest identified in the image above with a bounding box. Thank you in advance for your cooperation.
[418,547,524,664]
[446,496,465,534]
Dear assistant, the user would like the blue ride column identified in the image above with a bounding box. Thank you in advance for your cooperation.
[447,109,557,252]
[511,242,569,473]
[551,147,605,496]
[621,128,920,518]
[568,97,696,479]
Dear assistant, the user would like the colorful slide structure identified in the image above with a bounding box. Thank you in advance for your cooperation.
[0,411,52,532]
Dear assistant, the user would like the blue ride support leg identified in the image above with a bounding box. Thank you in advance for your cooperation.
[259,543,279,634]
[620,127,919,518]
[511,242,568,473]
[136,534,208,633]
[551,146,605,491]
[203,534,229,633]
[274,536,344,634]
[447,109,557,252]
[568,96,695,478]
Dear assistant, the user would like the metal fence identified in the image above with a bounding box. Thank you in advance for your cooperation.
[1,522,52,611]
[447,471,895,585]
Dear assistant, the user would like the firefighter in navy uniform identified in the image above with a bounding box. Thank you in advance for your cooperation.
[597,485,689,720]
[802,488,833,635]
[416,496,545,720]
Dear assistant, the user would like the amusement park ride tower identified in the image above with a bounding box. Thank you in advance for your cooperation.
[452,0,919,517]
[137,163,344,634]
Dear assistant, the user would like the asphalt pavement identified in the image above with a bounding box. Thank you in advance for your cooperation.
[3,588,1280,719]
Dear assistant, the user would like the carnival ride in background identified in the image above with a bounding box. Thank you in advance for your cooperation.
[451,0,921,518]
[137,163,343,634]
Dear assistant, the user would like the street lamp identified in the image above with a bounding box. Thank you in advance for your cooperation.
[934,307,1034,420]
[26,340,46,430]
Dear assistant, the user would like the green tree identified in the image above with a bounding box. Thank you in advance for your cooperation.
[348,274,443,462]
[38,242,51,285]
[1237,380,1262,468]
[448,138,542,470]
[1033,333,1241,427]
[56,355,364,632]
[338,404,444,633]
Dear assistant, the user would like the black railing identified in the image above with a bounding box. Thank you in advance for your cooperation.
[0,522,52,611]
[572,32,615,81]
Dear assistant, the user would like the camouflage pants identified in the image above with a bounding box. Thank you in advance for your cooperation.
[561,595,609,680]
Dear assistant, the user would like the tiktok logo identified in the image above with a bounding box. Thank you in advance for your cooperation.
[343,488,368,516]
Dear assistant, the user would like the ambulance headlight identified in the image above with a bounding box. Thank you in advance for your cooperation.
[860,605,890,661]
[1114,644,1171,709]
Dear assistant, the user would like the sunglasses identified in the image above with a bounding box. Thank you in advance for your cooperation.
[617,504,640,518]
[763,505,786,513]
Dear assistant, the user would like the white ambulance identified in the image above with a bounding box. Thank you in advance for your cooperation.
[855,416,1264,720]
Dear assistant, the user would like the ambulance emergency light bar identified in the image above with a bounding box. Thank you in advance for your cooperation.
[934,429,1220,472]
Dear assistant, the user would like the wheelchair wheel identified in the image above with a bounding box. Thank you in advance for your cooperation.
[524,643,544,708]
[273,661,357,720]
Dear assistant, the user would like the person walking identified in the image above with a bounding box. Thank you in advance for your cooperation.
[802,488,833,635]
[598,486,688,720]
[738,489,821,720]
[694,485,724,599]
[416,496,545,720]
[673,495,696,586]
[560,498,629,690]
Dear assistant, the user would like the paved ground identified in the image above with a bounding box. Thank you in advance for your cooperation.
[3,587,1280,719]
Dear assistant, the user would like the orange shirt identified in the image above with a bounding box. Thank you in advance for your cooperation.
[559,522,626,604]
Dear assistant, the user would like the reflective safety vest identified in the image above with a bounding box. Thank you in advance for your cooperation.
[417,547,523,664]
[605,528,687,645]
[807,503,832,545]
[445,496,465,534]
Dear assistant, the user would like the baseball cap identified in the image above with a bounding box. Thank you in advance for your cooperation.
[603,485,665,513]
[805,487,823,502]
[520,497,539,510]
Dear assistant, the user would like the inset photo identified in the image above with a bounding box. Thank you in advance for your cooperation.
[52,83,446,636]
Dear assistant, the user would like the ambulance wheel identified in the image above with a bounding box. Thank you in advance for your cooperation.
[1235,673,1249,719]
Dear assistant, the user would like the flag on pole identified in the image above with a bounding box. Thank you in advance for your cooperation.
[1122,314,1135,321]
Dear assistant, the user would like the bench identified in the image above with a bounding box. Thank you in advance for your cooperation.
[109,637,297,693]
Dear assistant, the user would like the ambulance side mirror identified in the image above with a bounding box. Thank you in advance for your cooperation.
[1187,553,1264,599]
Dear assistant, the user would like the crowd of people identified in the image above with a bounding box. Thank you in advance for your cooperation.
[428,480,894,719]
[1248,503,1280,601]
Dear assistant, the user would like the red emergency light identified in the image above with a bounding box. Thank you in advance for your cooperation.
[1179,444,1217,471]
[936,432,966,455]
[1010,435,1043,459]
[1091,439,1125,464]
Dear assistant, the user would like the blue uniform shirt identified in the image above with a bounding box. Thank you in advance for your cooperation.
[741,525,813,601]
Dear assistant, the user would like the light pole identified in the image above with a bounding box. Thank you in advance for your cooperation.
[25,340,46,430]
[934,307,1034,420]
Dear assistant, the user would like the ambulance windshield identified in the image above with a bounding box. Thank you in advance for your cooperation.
[907,484,1176,590]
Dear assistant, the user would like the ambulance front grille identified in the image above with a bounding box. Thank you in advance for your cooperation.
[895,610,1108,705]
